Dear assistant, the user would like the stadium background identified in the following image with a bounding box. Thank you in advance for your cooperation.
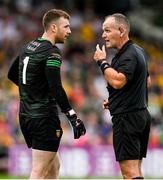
[0,0,163,178]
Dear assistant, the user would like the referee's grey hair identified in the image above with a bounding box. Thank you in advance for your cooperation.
[105,13,130,32]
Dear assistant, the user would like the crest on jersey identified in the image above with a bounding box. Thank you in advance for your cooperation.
[56,130,61,138]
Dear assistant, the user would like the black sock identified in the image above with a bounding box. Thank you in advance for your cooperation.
[132,177,144,179]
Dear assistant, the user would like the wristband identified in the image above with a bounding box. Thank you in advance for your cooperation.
[97,60,105,66]
[65,109,76,117]
[68,109,75,116]
[97,60,111,74]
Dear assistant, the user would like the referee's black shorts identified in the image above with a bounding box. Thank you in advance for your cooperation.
[112,108,151,161]
[19,115,63,152]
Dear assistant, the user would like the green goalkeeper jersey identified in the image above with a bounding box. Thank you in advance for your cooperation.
[8,38,72,118]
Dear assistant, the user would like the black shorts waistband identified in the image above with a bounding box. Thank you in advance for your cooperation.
[112,108,147,117]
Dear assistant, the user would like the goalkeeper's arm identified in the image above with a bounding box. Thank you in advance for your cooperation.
[45,64,86,138]
[8,56,19,86]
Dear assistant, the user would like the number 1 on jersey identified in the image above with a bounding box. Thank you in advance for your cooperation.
[23,56,29,84]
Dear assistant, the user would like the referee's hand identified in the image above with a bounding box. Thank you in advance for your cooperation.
[66,110,86,139]
[103,99,109,109]
[94,44,106,62]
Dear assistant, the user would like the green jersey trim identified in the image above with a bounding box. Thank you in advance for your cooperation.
[38,37,48,41]
[46,59,61,67]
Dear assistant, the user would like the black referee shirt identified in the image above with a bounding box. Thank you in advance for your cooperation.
[107,40,149,115]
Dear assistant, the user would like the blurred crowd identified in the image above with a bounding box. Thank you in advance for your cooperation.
[0,0,163,160]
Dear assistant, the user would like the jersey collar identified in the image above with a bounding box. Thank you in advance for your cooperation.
[115,40,133,59]
[37,37,47,41]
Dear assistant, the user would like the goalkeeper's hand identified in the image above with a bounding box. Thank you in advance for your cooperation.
[103,99,109,109]
[66,109,86,139]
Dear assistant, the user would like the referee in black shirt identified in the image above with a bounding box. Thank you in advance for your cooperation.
[8,9,86,179]
[93,13,151,179]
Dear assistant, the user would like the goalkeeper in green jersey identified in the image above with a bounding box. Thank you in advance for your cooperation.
[8,9,86,179]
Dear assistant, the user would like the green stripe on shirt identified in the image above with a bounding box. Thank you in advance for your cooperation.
[46,59,61,67]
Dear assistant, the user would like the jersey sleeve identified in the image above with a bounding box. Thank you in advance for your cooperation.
[45,51,72,112]
[117,58,137,81]
[46,52,62,68]
[146,53,150,77]
[8,56,19,86]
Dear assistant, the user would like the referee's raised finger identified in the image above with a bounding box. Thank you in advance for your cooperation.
[96,44,100,50]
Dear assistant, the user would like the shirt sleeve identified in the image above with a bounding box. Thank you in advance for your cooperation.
[117,58,137,81]
[8,56,19,86]
[45,52,72,112]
